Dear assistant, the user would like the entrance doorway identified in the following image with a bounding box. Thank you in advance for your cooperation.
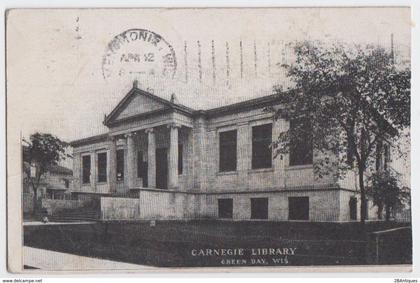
[156,148,168,190]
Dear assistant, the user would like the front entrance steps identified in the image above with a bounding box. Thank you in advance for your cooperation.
[48,207,100,222]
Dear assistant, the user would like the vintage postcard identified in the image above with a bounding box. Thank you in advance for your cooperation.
[6,7,412,272]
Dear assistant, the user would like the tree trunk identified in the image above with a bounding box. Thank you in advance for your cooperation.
[385,205,391,222]
[359,166,367,223]
[377,203,383,220]
[32,186,38,214]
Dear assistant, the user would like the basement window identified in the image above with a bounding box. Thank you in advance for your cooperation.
[218,198,233,219]
[288,197,309,220]
[251,198,268,219]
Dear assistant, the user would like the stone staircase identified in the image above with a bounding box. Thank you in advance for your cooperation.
[48,207,100,222]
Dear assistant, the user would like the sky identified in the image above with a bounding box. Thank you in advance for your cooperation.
[6,8,411,179]
[6,7,410,141]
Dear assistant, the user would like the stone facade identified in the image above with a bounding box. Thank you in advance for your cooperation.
[71,82,376,222]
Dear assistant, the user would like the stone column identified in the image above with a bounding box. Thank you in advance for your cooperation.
[168,123,180,189]
[90,150,97,191]
[237,122,250,190]
[146,128,156,188]
[126,132,136,189]
[73,153,82,191]
[108,136,117,193]
[193,116,206,190]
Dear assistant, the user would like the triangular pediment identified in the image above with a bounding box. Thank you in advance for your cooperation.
[104,84,196,127]
[104,88,172,126]
[116,93,165,120]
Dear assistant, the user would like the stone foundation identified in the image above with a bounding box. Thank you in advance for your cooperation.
[103,187,373,222]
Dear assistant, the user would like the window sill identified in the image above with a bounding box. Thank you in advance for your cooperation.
[285,164,313,171]
[216,171,238,176]
[97,182,108,185]
[248,167,274,174]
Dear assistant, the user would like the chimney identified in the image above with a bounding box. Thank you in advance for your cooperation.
[133,80,139,89]
[170,93,179,104]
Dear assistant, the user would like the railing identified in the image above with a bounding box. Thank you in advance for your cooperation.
[366,226,412,264]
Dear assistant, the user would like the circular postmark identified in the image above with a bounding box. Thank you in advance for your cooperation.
[102,29,177,80]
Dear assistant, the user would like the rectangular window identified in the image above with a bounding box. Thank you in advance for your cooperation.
[289,119,313,166]
[349,197,357,220]
[252,124,272,169]
[219,130,237,172]
[116,149,124,182]
[178,144,183,175]
[64,179,69,189]
[82,155,91,184]
[288,197,309,220]
[218,198,233,218]
[97,152,107,183]
[251,198,268,219]
[137,151,148,187]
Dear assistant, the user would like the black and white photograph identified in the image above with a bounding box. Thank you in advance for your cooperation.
[5,6,412,272]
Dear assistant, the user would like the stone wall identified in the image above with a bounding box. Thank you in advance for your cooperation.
[202,112,336,193]
[139,189,188,220]
[85,187,373,222]
[339,190,379,222]
[72,140,112,194]
[202,189,342,221]
[41,199,89,215]
[100,197,140,220]
[136,188,351,222]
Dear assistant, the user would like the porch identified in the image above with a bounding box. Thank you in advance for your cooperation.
[109,122,193,195]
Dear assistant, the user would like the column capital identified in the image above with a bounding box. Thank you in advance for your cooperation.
[237,121,249,127]
[124,131,137,138]
[107,135,117,142]
[167,123,182,129]
[145,128,155,134]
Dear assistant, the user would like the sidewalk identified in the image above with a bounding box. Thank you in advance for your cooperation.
[24,221,96,226]
[24,246,154,271]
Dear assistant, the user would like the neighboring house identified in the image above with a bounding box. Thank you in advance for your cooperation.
[70,81,392,222]
[23,162,73,213]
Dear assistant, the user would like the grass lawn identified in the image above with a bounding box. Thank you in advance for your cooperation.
[24,220,411,267]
